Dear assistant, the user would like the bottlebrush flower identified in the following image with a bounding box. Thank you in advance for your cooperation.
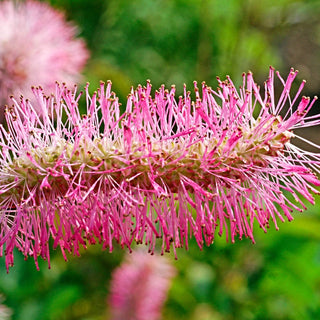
[108,251,176,320]
[0,68,320,271]
[0,0,88,118]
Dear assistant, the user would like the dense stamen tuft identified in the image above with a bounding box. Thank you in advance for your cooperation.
[0,68,320,271]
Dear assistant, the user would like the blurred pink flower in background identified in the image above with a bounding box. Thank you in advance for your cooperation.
[0,0,88,118]
[0,295,11,320]
[0,68,320,271]
[108,251,176,320]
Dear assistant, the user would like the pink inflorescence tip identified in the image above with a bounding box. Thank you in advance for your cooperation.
[0,68,320,271]
[108,250,176,320]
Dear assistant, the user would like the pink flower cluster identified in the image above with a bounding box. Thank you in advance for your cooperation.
[108,251,176,320]
[0,0,88,114]
[0,68,319,271]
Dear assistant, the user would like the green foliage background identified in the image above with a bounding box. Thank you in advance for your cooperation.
[1,0,320,319]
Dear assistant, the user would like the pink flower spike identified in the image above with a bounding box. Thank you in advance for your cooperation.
[1,68,320,271]
[108,251,176,320]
